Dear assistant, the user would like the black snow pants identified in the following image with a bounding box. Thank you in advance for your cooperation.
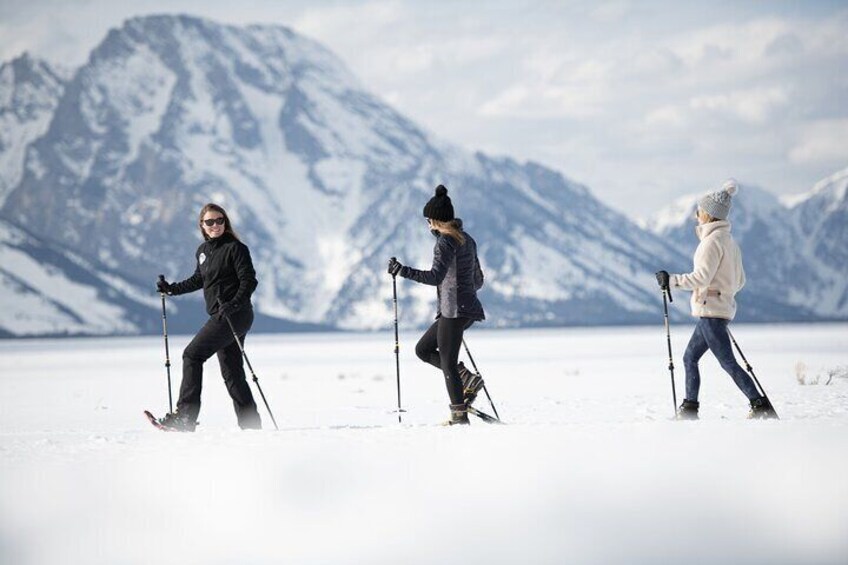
[177,307,261,429]
[415,316,475,405]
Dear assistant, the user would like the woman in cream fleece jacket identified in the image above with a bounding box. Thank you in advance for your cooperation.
[656,179,777,420]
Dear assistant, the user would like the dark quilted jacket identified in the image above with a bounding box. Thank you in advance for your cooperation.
[400,221,485,321]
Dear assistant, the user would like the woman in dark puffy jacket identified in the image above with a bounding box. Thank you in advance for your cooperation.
[388,185,485,425]
[154,203,261,431]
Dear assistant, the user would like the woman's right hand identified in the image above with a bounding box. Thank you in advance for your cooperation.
[156,277,173,294]
[387,257,403,277]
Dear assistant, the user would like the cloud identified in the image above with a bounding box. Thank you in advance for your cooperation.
[294,2,507,78]
[764,32,804,58]
[804,9,848,56]
[479,82,605,120]
[293,0,403,39]
[690,87,789,124]
[645,106,687,128]
[789,119,848,165]
[589,1,633,23]
[627,48,684,77]
[669,18,793,70]
[369,36,507,75]
[0,0,846,219]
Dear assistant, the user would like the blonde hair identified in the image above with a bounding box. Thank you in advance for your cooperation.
[430,219,466,245]
[697,207,721,223]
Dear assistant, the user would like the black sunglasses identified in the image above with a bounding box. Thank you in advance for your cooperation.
[202,217,225,227]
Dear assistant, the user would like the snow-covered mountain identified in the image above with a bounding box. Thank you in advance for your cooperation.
[787,168,848,316]
[649,169,848,321]
[0,14,842,336]
[0,53,69,206]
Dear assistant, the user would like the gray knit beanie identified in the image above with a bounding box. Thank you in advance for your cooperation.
[698,178,738,220]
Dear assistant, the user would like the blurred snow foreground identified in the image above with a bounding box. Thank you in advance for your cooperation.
[1,324,847,564]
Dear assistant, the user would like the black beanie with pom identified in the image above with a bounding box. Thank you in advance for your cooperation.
[422,185,454,221]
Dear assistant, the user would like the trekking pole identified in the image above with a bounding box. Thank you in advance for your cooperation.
[462,339,500,421]
[727,328,779,419]
[217,299,279,430]
[661,285,678,418]
[391,260,404,423]
[158,275,173,413]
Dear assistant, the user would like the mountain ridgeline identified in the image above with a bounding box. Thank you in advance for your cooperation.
[0,15,844,336]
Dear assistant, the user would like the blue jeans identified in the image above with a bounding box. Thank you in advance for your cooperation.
[683,317,760,402]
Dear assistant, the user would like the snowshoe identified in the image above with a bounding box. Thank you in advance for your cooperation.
[748,397,778,420]
[467,405,503,424]
[442,403,470,426]
[458,361,484,405]
[677,399,699,420]
[145,410,197,432]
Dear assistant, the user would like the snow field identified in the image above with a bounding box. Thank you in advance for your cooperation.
[1,323,847,564]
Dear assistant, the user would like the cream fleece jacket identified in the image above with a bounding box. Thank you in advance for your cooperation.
[672,220,745,320]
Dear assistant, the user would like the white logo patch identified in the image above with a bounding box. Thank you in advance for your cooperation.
[199,252,207,265]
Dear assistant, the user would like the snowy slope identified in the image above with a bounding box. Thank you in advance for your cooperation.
[1,325,847,564]
[649,173,848,321]
[0,219,152,336]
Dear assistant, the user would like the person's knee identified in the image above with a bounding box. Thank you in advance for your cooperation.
[717,357,743,375]
[415,340,432,362]
[218,355,245,380]
[683,348,699,367]
[223,369,248,386]
[183,345,203,363]
[184,341,217,363]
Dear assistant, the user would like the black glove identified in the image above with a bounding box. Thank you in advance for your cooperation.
[156,277,173,294]
[655,270,670,290]
[387,257,403,277]
[217,300,240,319]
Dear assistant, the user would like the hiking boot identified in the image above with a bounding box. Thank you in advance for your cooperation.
[238,411,262,431]
[748,396,778,420]
[158,411,197,432]
[677,399,700,420]
[458,362,484,406]
[442,403,470,426]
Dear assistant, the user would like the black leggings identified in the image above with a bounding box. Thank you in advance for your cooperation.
[415,316,475,404]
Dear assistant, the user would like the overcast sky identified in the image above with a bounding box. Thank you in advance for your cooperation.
[1,0,846,217]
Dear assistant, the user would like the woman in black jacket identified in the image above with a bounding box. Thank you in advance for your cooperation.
[155,203,261,431]
[388,185,485,425]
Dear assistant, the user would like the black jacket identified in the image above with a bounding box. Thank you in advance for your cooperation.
[401,221,485,321]
[170,233,258,317]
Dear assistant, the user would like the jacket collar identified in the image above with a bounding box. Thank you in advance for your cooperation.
[206,233,233,247]
[695,219,730,241]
